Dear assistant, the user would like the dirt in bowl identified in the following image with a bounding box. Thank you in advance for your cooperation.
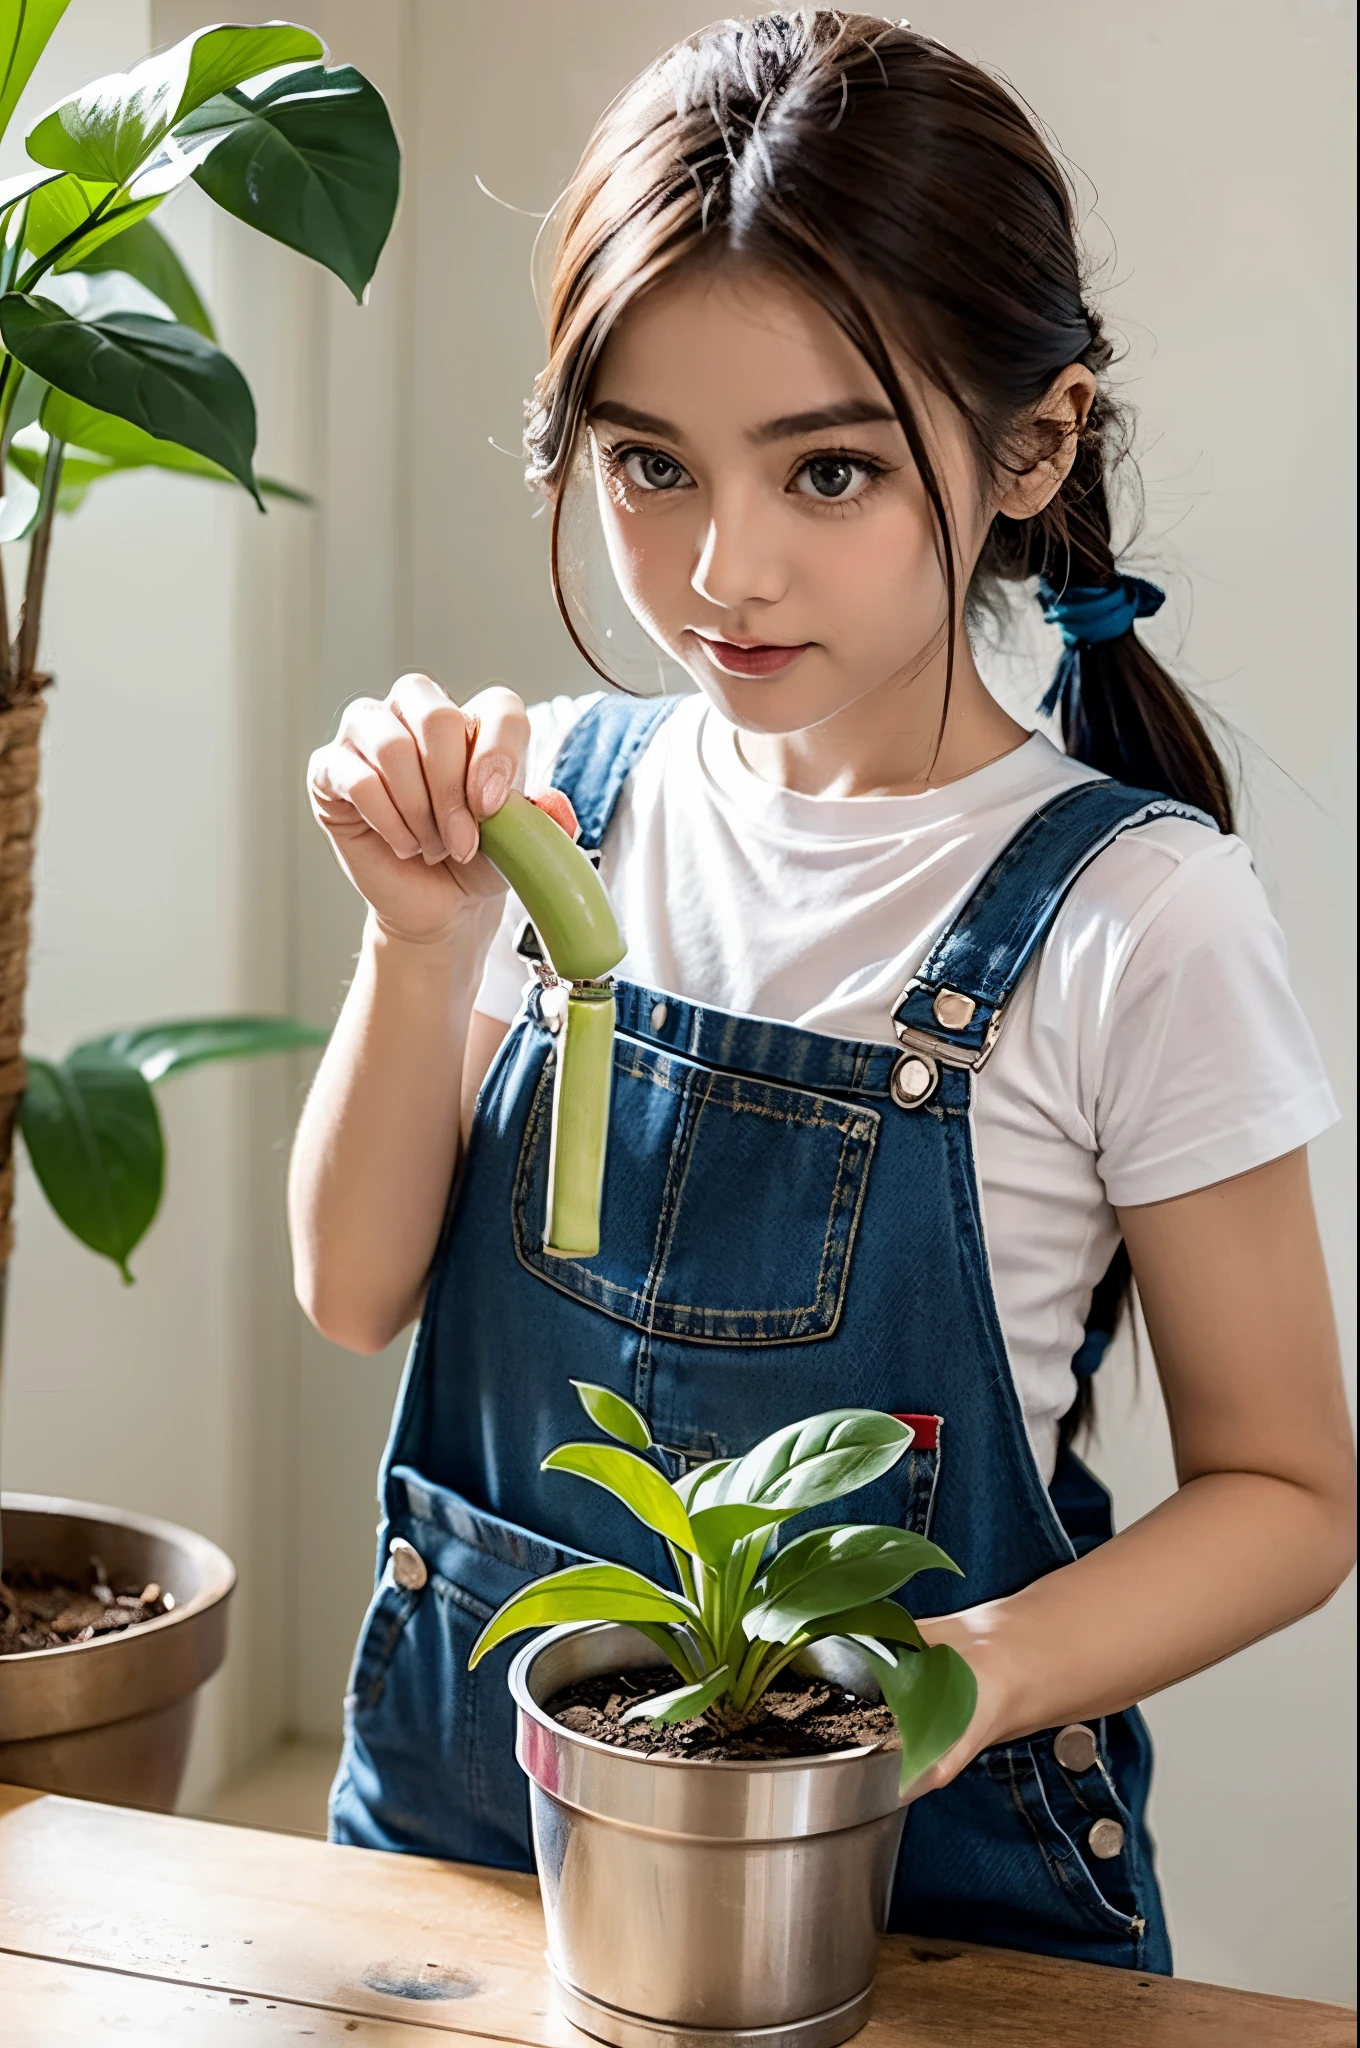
[545,1667,898,1762]
[0,1555,174,1656]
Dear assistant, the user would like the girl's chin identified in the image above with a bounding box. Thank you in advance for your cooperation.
[686,666,852,738]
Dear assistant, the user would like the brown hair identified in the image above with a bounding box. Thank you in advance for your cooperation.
[526,11,1235,1437]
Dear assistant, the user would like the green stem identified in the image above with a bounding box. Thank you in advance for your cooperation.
[15,436,62,680]
[12,188,122,299]
[633,1624,702,1685]
[666,1538,697,1606]
[543,985,613,1257]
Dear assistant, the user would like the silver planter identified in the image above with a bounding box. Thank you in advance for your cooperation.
[0,1493,234,1810]
[510,1623,905,2048]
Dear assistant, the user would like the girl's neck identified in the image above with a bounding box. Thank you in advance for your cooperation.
[736,646,1029,800]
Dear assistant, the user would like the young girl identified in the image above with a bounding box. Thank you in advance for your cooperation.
[290,14,1353,1973]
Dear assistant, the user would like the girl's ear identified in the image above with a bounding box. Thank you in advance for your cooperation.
[996,364,1098,522]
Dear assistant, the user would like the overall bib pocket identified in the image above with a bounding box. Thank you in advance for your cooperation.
[332,1466,589,1871]
[513,1034,880,1344]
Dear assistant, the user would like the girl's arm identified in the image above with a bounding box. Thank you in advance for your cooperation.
[288,676,528,1353]
[914,1146,1355,1794]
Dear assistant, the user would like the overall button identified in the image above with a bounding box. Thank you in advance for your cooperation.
[933,989,977,1031]
[890,1052,938,1109]
[389,1537,428,1592]
[1088,1818,1125,1861]
[1053,1723,1099,1773]
[649,1001,668,1031]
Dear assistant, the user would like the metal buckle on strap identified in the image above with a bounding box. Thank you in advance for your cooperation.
[888,1000,1003,1110]
[892,1011,1003,1072]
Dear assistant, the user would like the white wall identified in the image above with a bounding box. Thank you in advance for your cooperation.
[4,0,1352,2006]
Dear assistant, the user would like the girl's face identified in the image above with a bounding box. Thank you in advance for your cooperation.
[586,264,990,737]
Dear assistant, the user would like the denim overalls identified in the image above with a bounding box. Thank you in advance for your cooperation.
[332,695,1214,1974]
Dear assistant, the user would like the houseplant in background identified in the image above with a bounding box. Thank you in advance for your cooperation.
[0,5,399,1808]
[474,1381,977,2045]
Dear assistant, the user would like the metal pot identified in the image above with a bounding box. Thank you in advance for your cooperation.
[0,1493,234,1810]
[511,1623,906,2048]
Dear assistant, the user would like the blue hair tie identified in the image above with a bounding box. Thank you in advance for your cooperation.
[1037,572,1165,719]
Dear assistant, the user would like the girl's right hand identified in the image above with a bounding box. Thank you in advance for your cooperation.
[307,675,530,945]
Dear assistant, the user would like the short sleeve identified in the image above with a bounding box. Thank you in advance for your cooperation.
[473,692,603,1024]
[1087,831,1339,1207]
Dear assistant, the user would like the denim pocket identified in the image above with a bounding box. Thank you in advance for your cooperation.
[334,1467,589,1871]
[513,1035,879,1345]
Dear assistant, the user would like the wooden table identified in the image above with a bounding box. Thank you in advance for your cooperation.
[0,1784,1353,2045]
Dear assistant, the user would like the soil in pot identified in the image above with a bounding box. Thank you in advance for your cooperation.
[0,1554,174,1655]
[547,1666,898,1761]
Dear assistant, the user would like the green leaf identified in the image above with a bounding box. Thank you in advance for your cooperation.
[186,64,399,299]
[0,1,72,147]
[18,1051,164,1280]
[542,1443,695,1553]
[672,1458,735,1512]
[468,1562,691,1668]
[24,23,323,186]
[39,387,230,479]
[0,293,260,501]
[619,1667,731,1726]
[744,1526,961,1645]
[23,173,160,272]
[795,1599,927,1653]
[78,1015,329,1085]
[571,1380,652,1451]
[864,1642,978,1796]
[170,24,326,126]
[725,1410,914,1514]
[686,1501,790,1567]
[73,218,213,336]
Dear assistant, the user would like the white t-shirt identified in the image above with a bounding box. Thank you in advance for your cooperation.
[476,693,1338,1482]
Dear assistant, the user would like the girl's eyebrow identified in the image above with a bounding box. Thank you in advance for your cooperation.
[588,396,897,445]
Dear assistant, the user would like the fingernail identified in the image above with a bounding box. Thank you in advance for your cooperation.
[446,810,479,864]
[476,758,512,816]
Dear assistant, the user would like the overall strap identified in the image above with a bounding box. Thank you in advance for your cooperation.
[549,694,684,850]
[891,780,1216,1076]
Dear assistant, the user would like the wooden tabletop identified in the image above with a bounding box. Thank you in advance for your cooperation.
[0,1783,1353,2046]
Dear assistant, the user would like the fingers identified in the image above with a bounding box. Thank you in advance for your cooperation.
[309,725,424,859]
[310,676,531,872]
[462,685,532,820]
[388,672,479,862]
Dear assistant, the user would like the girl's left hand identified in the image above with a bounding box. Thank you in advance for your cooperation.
[898,1613,1013,1807]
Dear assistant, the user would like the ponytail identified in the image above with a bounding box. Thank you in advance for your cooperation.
[1004,390,1236,834]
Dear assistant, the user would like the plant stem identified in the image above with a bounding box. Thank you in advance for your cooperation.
[15,438,62,682]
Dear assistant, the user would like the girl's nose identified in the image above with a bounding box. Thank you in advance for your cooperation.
[690,499,787,611]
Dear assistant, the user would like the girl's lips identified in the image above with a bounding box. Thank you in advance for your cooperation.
[692,635,810,678]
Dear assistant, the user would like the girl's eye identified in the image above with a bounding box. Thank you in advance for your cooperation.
[794,455,877,502]
[621,449,690,492]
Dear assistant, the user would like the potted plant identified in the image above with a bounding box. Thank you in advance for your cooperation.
[0,6,399,1809]
[472,1381,977,2046]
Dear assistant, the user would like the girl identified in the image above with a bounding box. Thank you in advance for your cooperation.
[290,14,1353,1973]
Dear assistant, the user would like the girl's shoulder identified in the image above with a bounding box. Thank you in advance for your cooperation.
[1036,813,1337,1203]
